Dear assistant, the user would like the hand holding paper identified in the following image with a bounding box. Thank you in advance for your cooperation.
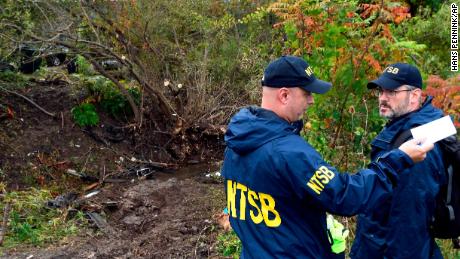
[399,138,434,163]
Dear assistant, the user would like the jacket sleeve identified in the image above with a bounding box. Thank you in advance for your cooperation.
[280,142,414,216]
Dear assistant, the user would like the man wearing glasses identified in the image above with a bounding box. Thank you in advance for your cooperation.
[351,63,446,259]
[222,57,434,259]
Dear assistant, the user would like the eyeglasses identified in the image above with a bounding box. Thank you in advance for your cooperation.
[372,87,413,97]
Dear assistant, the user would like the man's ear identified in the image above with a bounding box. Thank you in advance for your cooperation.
[411,88,422,99]
[277,88,289,105]
[410,88,423,107]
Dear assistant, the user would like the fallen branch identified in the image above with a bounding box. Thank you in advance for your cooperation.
[61,111,64,129]
[82,128,110,146]
[132,159,177,170]
[0,86,57,118]
[194,224,211,258]
[0,203,11,246]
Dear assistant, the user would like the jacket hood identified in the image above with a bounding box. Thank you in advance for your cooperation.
[224,106,301,155]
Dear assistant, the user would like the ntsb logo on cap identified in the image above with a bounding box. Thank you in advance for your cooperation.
[368,63,422,90]
[261,56,332,94]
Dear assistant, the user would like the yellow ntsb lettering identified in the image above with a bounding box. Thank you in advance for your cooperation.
[248,190,263,223]
[237,183,248,220]
[305,67,314,76]
[306,166,335,195]
[227,180,238,217]
[259,192,281,227]
[226,180,281,227]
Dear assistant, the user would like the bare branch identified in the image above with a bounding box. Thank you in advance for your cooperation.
[0,86,57,118]
[32,2,52,29]
[78,0,101,43]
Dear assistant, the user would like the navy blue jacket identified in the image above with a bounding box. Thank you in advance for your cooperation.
[350,97,445,259]
[221,106,414,259]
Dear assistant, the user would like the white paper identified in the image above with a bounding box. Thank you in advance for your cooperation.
[410,115,457,143]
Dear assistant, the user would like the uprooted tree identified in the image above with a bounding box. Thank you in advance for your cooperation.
[0,0,273,136]
[0,0,457,165]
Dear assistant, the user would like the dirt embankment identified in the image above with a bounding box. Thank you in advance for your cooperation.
[0,79,228,258]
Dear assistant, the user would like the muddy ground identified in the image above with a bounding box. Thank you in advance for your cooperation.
[0,75,228,258]
[2,172,226,259]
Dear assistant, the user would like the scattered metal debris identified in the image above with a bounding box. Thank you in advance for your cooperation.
[65,169,99,182]
[101,201,118,211]
[45,192,78,209]
[84,190,101,199]
[85,212,117,236]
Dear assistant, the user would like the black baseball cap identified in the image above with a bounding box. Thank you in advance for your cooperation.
[261,56,332,94]
[367,63,422,90]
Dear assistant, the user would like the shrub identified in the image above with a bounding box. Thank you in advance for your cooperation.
[71,103,99,127]
[75,55,94,76]
[84,76,140,119]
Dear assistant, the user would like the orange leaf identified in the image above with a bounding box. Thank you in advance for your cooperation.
[7,107,14,118]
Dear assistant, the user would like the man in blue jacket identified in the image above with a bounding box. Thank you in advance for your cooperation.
[350,63,446,259]
[221,56,434,258]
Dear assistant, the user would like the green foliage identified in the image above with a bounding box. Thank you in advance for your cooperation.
[436,239,460,258]
[269,0,432,171]
[0,0,36,58]
[0,188,84,249]
[100,86,140,118]
[71,103,99,127]
[83,76,140,119]
[75,55,94,76]
[182,1,274,92]
[33,63,48,77]
[0,70,27,84]
[216,230,242,258]
[394,3,452,78]
[120,0,275,110]
[9,211,39,243]
[269,1,389,169]
[407,0,446,13]
[2,0,277,125]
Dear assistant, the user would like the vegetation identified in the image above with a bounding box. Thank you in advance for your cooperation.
[394,3,453,78]
[0,188,84,252]
[74,55,94,77]
[71,103,99,127]
[216,230,242,258]
[0,71,27,84]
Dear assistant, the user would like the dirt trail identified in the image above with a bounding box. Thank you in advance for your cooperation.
[1,168,226,259]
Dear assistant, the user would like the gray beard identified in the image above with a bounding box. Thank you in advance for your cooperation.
[380,95,411,120]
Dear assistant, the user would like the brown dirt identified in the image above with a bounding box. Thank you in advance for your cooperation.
[0,76,228,258]
[1,173,226,259]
